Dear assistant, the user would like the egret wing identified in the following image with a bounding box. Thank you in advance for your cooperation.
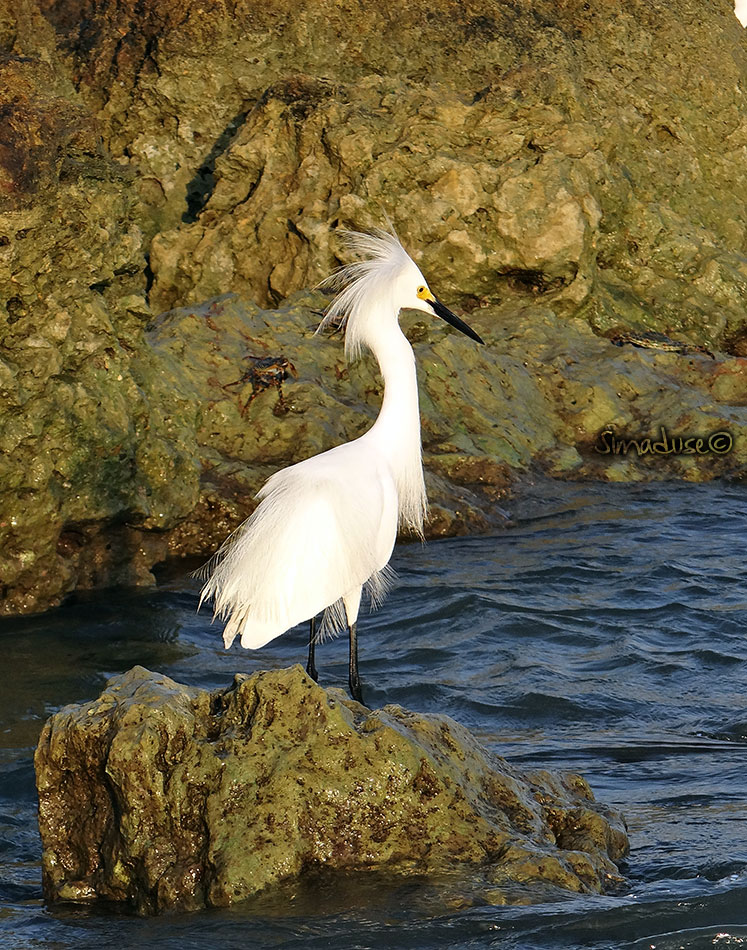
[200,443,398,649]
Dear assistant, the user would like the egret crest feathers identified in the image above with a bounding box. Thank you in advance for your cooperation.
[318,229,420,360]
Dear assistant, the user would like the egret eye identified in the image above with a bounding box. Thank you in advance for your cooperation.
[416,285,428,298]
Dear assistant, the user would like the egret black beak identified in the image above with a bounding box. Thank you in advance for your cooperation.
[428,297,484,345]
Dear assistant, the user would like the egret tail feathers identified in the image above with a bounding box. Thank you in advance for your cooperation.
[222,604,248,649]
[314,565,395,643]
[211,564,395,651]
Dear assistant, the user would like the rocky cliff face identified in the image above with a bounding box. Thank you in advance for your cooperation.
[2,0,746,613]
[35,665,629,912]
[1,5,155,612]
[41,0,747,350]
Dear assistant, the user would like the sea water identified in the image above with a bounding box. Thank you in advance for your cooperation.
[1,479,746,949]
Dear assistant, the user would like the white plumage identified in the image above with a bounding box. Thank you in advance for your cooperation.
[206,442,398,650]
[198,228,483,700]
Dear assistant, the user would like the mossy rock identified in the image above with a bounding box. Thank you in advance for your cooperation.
[35,665,629,913]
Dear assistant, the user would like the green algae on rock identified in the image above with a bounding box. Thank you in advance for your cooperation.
[43,0,747,354]
[35,665,629,913]
[0,31,153,614]
[3,0,747,616]
[4,286,747,618]
[10,0,746,355]
[144,292,747,561]
[146,74,602,315]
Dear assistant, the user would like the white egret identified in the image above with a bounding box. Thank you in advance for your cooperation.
[199,229,484,703]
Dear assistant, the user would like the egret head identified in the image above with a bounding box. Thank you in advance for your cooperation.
[319,228,484,359]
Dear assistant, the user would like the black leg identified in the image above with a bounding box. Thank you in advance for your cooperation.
[348,621,364,704]
[306,616,318,682]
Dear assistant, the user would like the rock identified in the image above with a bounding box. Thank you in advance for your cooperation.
[149,293,747,562]
[4,284,747,615]
[146,75,601,314]
[3,0,747,614]
[0,16,154,614]
[35,665,629,913]
[42,0,747,352]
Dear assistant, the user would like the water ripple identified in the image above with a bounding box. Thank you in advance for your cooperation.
[1,479,746,948]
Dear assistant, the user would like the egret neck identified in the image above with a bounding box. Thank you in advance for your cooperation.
[364,305,427,535]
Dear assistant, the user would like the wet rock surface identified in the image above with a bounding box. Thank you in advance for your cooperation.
[41,0,747,352]
[146,292,747,563]
[1,1,154,613]
[34,665,630,913]
[2,0,747,613]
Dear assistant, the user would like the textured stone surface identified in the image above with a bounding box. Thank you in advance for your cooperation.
[2,0,747,614]
[146,75,601,314]
[146,292,747,563]
[41,0,747,352]
[0,3,156,613]
[3,282,746,614]
[35,665,629,912]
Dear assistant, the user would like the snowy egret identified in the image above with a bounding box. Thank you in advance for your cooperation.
[199,229,484,703]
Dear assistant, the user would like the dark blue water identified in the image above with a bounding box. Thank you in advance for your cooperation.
[2,480,747,949]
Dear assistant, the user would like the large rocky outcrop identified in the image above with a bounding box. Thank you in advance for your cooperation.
[0,4,156,613]
[35,665,629,913]
[41,0,747,353]
[2,0,747,614]
[146,75,603,315]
